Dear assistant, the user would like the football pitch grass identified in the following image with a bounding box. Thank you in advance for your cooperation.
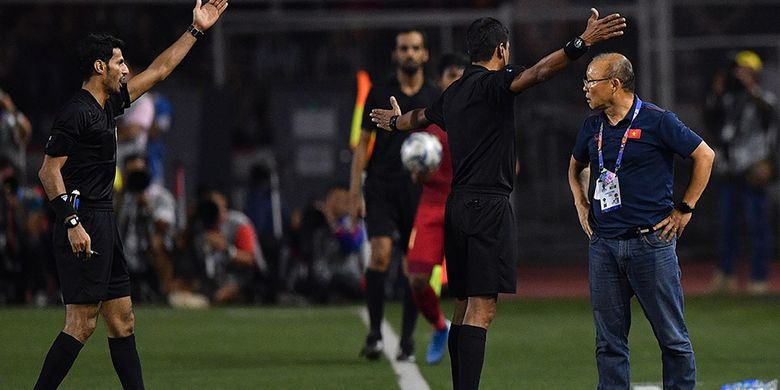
[1,296,778,389]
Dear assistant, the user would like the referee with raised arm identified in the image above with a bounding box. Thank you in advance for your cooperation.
[371,9,626,389]
[34,1,227,388]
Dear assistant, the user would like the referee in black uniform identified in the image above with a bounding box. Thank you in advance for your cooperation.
[371,10,626,389]
[350,29,440,361]
[34,1,227,389]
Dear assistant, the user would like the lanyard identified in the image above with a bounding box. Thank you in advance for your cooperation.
[597,97,642,175]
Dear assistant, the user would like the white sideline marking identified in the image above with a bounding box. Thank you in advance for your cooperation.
[358,308,431,390]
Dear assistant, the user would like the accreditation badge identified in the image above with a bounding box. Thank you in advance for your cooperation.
[595,169,622,213]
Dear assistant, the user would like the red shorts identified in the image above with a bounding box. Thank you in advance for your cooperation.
[407,203,446,274]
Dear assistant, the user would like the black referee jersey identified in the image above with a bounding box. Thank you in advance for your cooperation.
[425,64,523,193]
[44,84,131,200]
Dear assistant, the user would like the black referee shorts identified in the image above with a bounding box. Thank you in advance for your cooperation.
[364,178,421,249]
[444,188,517,299]
[53,200,131,305]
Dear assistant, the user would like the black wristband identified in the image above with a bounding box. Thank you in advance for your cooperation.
[50,193,77,223]
[677,201,695,214]
[65,215,80,229]
[564,36,588,61]
[187,24,205,40]
[389,115,399,131]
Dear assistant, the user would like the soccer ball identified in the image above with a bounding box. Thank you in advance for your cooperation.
[400,132,443,172]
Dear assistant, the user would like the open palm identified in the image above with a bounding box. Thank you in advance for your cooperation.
[193,0,228,32]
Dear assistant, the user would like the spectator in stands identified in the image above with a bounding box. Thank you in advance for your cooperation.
[704,51,777,295]
[0,169,54,304]
[194,190,265,304]
[0,88,32,180]
[147,92,173,186]
[245,162,289,302]
[116,154,176,302]
[289,184,366,303]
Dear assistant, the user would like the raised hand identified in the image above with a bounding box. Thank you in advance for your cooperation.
[370,96,402,131]
[193,0,229,32]
[580,8,627,46]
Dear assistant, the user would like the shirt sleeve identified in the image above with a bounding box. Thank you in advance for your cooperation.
[486,65,525,103]
[233,223,258,255]
[108,83,131,118]
[572,118,592,163]
[658,111,703,158]
[44,104,85,157]
[424,93,445,129]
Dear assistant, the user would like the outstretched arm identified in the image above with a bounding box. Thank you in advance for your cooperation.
[128,0,228,102]
[509,8,626,94]
[369,96,431,132]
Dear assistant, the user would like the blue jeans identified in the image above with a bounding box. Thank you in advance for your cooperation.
[719,182,770,281]
[588,231,696,390]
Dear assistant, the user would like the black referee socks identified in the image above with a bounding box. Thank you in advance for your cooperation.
[399,281,418,352]
[108,334,145,390]
[458,325,488,390]
[34,332,84,390]
[449,324,462,390]
[365,269,387,339]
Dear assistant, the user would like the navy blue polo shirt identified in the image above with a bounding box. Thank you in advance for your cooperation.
[572,96,703,238]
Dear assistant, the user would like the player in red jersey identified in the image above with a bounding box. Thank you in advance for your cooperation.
[406,53,468,365]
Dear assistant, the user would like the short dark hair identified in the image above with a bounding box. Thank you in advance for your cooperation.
[78,33,124,81]
[396,29,428,49]
[437,53,470,76]
[466,18,509,63]
[593,53,636,92]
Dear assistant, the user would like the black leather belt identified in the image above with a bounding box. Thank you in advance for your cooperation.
[616,226,655,239]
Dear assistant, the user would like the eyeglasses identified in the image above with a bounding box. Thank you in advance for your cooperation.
[582,77,612,88]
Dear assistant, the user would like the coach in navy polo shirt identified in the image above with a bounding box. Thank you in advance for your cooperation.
[568,53,715,389]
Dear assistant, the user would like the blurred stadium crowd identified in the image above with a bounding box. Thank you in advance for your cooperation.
[1,0,779,306]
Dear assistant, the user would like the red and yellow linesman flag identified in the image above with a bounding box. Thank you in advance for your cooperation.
[350,70,377,159]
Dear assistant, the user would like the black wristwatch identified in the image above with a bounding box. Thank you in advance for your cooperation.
[65,215,80,229]
[677,201,695,214]
[187,24,205,40]
[564,36,589,60]
[389,115,399,131]
[573,36,585,49]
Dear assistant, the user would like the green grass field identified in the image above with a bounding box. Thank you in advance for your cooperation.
[1,296,778,389]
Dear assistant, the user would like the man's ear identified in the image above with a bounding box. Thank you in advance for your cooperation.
[94,60,104,75]
[611,78,621,92]
[497,43,507,60]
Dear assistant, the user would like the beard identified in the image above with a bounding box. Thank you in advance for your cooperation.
[399,62,420,75]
